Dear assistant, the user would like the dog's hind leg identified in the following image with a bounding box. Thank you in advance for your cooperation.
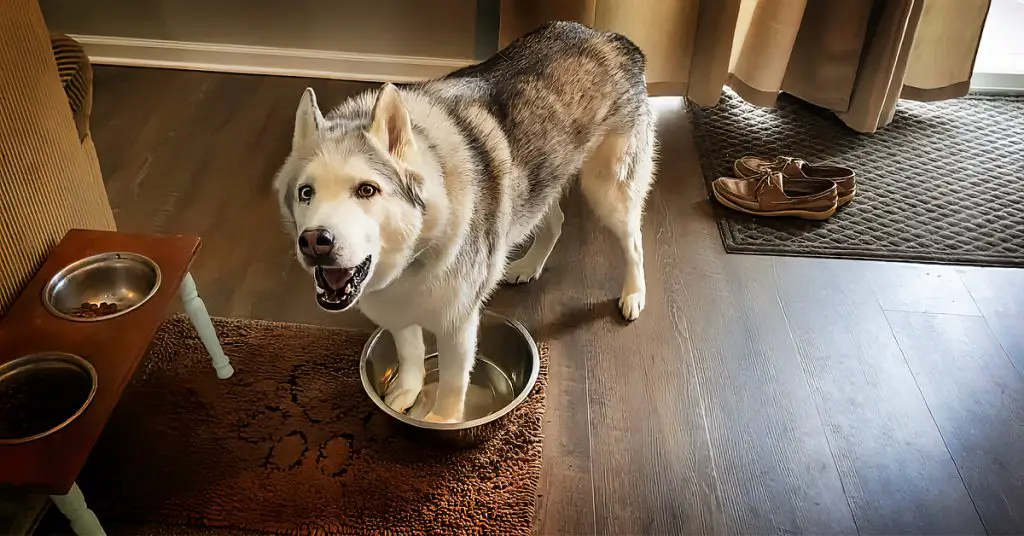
[503,202,565,284]
[579,118,656,321]
[384,324,426,413]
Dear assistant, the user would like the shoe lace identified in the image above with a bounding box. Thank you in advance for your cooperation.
[767,156,794,171]
[753,168,778,198]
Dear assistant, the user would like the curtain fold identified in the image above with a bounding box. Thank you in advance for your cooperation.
[498,0,990,133]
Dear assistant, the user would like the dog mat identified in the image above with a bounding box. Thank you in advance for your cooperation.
[66,315,547,535]
[691,89,1024,266]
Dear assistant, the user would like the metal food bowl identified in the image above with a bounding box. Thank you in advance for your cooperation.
[360,311,539,447]
[43,252,161,322]
[0,352,98,444]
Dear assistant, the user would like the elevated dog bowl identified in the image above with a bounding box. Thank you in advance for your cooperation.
[0,352,98,444]
[360,311,539,447]
[43,252,161,321]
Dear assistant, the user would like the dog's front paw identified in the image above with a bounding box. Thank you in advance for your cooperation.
[503,257,544,285]
[384,373,424,414]
[619,291,645,321]
[385,387,421,414]
[422,411,460,424]
[422,394,464,423]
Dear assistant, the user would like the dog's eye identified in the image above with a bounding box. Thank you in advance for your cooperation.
[356,183,379,199]
[297,184,314,203]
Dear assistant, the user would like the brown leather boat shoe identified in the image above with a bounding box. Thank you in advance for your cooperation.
[734,156,856,206]
[712,171,838,220]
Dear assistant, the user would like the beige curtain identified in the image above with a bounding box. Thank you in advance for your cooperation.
[499,0,990,133]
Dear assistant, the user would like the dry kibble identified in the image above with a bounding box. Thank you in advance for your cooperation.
[70,301,118,318]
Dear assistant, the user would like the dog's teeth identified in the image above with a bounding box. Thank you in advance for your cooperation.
[344,283,352,294]
[316,286,325,295]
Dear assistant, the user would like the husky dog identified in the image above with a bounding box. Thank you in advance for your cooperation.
[274,21,656,423]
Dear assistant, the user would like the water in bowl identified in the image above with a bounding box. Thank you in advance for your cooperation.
[400,355,516,423]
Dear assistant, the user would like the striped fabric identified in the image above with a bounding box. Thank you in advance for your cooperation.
[51,33,93,142]
[0,0,116,316]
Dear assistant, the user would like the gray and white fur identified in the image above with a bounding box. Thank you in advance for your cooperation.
[274,21,657,423]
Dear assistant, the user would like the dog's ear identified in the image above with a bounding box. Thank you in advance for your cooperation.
[293,87,325,152]
[368,83,415,161]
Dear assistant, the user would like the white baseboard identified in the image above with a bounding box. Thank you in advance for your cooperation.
[970,72,1024,95]
[69,34,475,83]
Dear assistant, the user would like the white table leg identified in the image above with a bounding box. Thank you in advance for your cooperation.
[180,271,234,379]
[51,482,105,536]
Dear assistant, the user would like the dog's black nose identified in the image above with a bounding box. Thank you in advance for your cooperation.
[298,227,334,258]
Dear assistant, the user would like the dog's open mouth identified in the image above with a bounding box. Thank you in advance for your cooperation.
[314,256,372,311]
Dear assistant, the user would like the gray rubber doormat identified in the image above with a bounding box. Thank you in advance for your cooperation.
[690,89,1024,267]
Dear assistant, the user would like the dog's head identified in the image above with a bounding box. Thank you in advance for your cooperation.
[273,84,427,312]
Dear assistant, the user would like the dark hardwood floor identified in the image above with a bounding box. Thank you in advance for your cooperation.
[73,66,1024,535]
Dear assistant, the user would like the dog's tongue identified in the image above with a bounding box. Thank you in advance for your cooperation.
[320,266,354,291]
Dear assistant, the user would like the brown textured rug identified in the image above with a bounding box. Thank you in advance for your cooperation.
[691,89,1024,267]
[72,315,547,535]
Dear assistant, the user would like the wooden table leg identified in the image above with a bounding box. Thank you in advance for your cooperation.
[180,272,234,379]
[50,482,105,536]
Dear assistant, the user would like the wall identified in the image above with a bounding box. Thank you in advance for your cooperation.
[38,0,498,82]
[971,0,1024,91]
[40,0,480,59]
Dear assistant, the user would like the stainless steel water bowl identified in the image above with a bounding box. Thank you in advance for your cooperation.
[0,352,98,444]
[360,311,540,446]
[43,252,161,321]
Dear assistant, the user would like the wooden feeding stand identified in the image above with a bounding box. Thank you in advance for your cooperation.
[0,229,234,536]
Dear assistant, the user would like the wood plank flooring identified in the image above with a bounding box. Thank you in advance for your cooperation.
[45,66,1023,535]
